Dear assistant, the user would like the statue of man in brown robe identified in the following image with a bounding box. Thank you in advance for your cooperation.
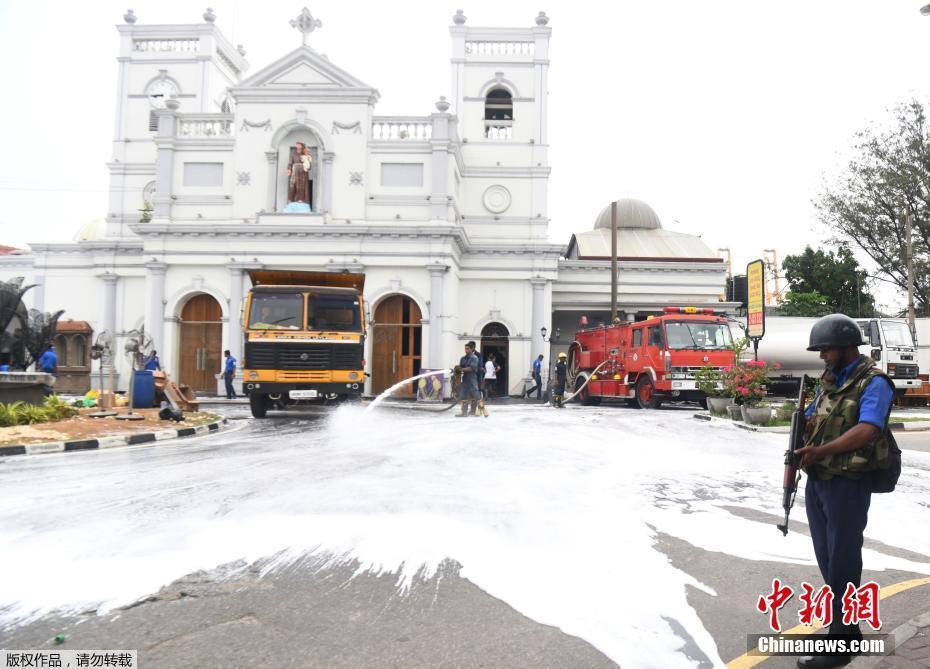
[286,142,312,206]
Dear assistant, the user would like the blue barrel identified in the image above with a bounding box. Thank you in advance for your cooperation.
[132,370,156,408]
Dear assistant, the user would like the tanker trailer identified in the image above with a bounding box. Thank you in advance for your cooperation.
[751,317,823,396]
[751,316,921,396]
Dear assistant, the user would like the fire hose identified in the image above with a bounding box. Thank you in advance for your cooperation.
[563,358,612,403]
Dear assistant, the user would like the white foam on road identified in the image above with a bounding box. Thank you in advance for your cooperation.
[1,406,929,668]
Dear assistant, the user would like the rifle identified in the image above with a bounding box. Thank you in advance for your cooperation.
[777,374,812,536]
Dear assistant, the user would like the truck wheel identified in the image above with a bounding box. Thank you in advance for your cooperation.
[249,393,269,418]
[698,398,709,410]
[574,376,600,406]
[635,377,662,410]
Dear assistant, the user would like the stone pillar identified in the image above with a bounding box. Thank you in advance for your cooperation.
[153,99,180,220]
[531,278,548,362]
[532,16,551,146]
[322,152,334,214]
[265,151,277,212]
[449,11,467,115]
[427,264,448,368]
[430,99,452,220]
[227,265,245,363]
[144,262,167,351]
[100,272,120,388]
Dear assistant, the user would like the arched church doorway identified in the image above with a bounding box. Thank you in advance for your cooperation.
[178,294,223,394]
[480,322,510,397]
[371,295,422,397]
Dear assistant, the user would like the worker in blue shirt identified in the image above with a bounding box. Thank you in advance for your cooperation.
[525,354,544,400]
[37,345,58,375]
[143,350,161,371]
[793,314,895,668]
[222,350,237,399]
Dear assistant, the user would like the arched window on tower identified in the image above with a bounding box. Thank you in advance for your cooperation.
[484,88,513,140]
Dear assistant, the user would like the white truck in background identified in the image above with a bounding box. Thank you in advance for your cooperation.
[749,317,921,396]
[917,318,930,375]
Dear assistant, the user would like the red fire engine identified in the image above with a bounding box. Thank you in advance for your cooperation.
[567,307,737,408]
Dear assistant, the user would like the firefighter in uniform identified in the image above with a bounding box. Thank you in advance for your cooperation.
[793,314,895,669]
[552,352,568,408]
[456,341,481,417]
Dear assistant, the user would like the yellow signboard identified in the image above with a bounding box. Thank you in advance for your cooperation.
[747,259,765,338]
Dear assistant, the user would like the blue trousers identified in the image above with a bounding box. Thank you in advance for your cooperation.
[530,371,542,399]
[805,474,872,635]
[224,371,237,399]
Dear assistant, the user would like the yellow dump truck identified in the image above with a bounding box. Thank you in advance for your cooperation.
[241,270,366,417]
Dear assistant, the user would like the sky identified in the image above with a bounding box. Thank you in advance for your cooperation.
[0,0,927,312]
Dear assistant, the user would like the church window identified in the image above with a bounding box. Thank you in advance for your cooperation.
[381,163,424,187]
[54,335,68,367]
[183,162,224,187]
[72,335,86,367]
[149,111,159,132]
[484,88,513,139]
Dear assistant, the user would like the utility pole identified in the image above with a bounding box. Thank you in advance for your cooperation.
[906,211,916,340]
[611,200,618,322]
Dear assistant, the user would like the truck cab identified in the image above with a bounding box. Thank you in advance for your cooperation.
[242,271,367,417]
[856,318,921,393]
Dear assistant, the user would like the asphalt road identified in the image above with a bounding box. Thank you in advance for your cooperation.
[0,404,927,668]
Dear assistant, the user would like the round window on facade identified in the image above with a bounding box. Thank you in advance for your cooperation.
[482,185,512,214]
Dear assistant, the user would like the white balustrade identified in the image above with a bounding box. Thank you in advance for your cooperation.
[178,115,234,138]
[465,41,535,56]
[371,117,433,141]
[133,39,201,53]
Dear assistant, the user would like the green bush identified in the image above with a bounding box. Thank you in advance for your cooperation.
[0,396,78,427]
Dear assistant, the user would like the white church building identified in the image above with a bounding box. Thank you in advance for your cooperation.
[0,8,732,397]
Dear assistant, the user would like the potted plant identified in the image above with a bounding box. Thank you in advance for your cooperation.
[695,364,729,414]
[722,358,781,425]
[775,400,796,422]
[719,337,750,420]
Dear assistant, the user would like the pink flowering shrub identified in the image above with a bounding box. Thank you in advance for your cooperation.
[723,358,780,406]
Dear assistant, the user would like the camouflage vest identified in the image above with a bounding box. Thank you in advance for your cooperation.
[804,356,893,481]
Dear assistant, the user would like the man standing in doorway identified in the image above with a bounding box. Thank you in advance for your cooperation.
[222,349,237,400]
[483,353,499,400]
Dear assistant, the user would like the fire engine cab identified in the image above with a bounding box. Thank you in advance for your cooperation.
[567,307,737,408]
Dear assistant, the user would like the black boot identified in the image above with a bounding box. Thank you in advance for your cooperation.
[797,624,860,668]
[796,655,851,668]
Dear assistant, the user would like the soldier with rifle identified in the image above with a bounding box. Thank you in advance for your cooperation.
[778,314,899,669]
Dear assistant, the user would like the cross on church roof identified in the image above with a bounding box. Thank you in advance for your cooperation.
[290,7,322,46]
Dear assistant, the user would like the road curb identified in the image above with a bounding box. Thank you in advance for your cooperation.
[887,420,930,431]
[848,610,930,668]
[693,412,789,433]
[694,413,930,433]
[0,417,228,458]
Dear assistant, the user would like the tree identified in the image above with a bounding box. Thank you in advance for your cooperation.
[780,245,875,317]
[780,291,831,317]
[815,100,930,316]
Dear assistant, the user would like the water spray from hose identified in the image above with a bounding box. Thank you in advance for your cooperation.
[365,368,453,412]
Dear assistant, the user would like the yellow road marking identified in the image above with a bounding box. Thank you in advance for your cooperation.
[725,576,930,668]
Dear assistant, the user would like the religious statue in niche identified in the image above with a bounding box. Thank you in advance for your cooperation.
[285,142,314,212]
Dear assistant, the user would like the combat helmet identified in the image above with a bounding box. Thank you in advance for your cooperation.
[806,313,865,351]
